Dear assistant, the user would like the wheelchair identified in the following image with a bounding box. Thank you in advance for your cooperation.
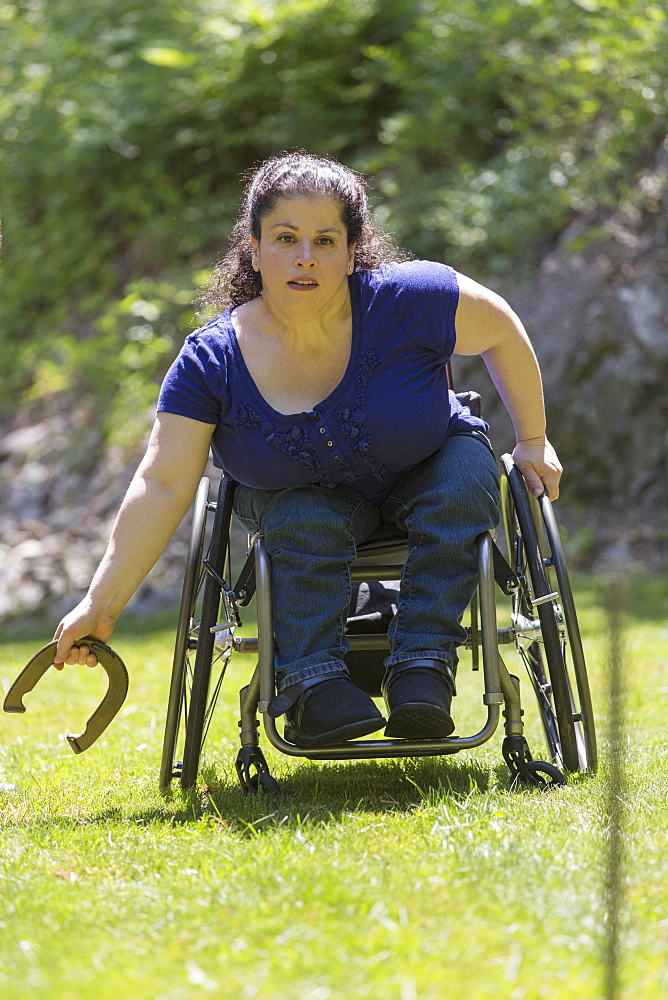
[159,390,597,794]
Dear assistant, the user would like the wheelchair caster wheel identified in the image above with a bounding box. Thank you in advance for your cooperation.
[503,735,566,790]
[248,772,280,795]
[513,759,566,790]
[235,746,279,794]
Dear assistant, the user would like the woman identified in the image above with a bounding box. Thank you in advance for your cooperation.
[54,152,562,748]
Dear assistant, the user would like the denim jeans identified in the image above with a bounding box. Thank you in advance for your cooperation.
[233,434,500,693]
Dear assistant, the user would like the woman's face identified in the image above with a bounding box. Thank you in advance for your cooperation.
[251,196,356,318]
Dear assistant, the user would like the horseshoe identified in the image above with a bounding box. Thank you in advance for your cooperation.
[3,637,129,754]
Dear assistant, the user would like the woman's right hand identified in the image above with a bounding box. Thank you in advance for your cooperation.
[52,600,118,670]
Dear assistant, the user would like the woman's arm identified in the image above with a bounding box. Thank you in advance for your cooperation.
[53,412,215,667]
[453,272,562,500]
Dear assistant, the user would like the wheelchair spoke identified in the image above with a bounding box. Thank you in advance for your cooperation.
[517,644,562,766]
[201,651,231,745]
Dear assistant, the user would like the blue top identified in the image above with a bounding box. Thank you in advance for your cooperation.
[158,259,488,503]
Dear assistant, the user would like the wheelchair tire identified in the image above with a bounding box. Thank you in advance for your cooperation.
[159,477,210,787]
[538,492,597,771]
[514,760,568,790]
[500,457,596,773]
[179,476,236,789]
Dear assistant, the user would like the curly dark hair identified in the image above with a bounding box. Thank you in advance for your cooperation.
[198,152,412,314]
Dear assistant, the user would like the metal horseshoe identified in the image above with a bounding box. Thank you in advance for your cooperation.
[3,637,129,754]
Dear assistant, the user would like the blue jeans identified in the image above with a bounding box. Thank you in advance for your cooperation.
[233,434,500,693]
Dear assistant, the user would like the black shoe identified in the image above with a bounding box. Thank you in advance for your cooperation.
[282,677,386,748]
[382,659,455,739]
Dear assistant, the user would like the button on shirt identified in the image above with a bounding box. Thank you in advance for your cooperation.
[158,260,488,504]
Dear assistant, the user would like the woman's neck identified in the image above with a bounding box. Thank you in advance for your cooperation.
[252,285,352,346]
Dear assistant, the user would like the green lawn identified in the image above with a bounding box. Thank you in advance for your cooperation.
[1,577,666,1000]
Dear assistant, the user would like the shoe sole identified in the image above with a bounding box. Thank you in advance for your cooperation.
[284,715,386,749]
[384,703,455,740]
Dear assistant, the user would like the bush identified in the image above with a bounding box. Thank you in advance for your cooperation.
[1,0,665,420]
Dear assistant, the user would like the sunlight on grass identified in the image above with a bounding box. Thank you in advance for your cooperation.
[1,577,667,999]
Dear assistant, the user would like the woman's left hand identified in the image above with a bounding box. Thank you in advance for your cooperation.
[512,436,562,500]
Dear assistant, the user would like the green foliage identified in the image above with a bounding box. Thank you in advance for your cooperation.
[1,0,666,422]
[366,0,667,266]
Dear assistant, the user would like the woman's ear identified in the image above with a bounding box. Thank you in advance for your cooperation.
[250,235,259,272]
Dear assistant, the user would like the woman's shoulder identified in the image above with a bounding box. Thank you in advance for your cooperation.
[159,309,237,419]
[175,310,239,368]
[356,260,459,353]
[360,259,457,296]
[186,309,235,346]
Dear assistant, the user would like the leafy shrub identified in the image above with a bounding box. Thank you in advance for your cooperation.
[1,0,665,422]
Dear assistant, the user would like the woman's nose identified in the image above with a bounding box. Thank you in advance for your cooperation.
[295,242,316,266]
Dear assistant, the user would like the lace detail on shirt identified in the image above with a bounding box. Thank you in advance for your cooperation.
[236,404,334,487]
[337,351,387,481]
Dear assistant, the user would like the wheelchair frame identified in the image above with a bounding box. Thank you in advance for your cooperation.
[159,398,597,793]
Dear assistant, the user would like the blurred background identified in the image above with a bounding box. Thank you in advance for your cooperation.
[1,0,666,624]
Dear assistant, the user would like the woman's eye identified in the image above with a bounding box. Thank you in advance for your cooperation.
[275,233,335,246]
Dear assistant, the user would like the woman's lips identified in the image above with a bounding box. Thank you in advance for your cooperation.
[287,279,319,290]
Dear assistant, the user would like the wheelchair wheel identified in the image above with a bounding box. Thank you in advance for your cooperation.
[159,476,210,787]
[159,476,236,789]
[500,456,597,773]
[538,491,597,771]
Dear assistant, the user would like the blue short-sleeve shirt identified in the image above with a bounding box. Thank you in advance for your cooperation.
[158,260,488,503]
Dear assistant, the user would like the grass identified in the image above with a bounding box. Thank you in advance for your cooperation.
[1,576,667,1000]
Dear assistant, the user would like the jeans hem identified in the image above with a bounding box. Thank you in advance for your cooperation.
[275,660,348,693]
[384,650,458,671]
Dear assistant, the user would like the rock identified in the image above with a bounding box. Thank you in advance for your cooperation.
[456,156,667,569]
[0,396,229,623]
